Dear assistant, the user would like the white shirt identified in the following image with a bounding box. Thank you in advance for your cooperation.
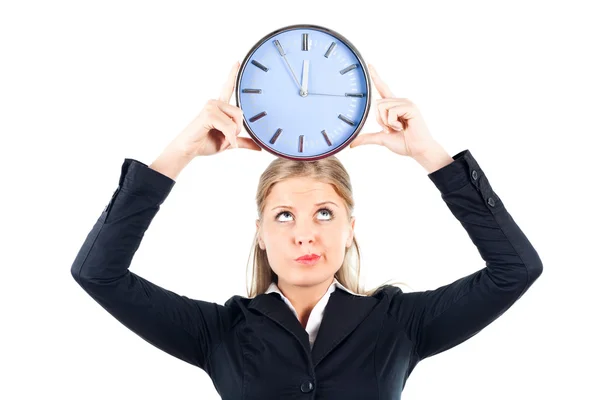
[265,278,366,349]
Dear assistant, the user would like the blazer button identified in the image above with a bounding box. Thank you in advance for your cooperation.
[471,170,478,181]
[487,197,495,207]
[300,380,314,393]
[104,185,120,212]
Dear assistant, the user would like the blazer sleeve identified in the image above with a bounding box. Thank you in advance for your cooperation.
[70,158,233,371]
[389,149,543,361]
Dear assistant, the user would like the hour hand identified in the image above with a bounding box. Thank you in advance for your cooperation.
[273,40,302,91]
[301,60,309,96]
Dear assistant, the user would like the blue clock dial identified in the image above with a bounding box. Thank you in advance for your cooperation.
[236,24,371,160]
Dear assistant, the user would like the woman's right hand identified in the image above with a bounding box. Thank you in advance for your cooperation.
[169,61,262,158]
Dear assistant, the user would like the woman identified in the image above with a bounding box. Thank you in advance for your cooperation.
[71,61,543,399]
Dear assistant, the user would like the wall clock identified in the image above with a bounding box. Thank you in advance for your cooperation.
[235,24,371,160]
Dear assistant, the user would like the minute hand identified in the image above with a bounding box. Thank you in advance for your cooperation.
[274,40,301,90]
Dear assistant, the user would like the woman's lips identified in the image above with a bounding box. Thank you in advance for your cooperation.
[295,255,321,265]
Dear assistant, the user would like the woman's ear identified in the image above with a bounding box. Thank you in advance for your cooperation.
[255,219,265,250]
[346,217,355,248]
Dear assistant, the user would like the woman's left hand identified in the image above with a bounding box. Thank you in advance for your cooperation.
[350,64,438,159]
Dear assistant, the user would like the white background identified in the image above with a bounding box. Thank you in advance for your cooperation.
[1,0,597,399]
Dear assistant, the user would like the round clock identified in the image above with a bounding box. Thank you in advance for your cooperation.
[235,24,372,161]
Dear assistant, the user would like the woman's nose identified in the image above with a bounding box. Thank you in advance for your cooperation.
[294,222,316,246]
[295,235,315,246]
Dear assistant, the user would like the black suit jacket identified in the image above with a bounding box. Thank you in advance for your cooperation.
[71,149,543,399]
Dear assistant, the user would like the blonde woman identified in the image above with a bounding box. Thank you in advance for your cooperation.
[71,61,543,399]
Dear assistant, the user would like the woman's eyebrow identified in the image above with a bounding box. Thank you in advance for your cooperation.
[271,201,339,211]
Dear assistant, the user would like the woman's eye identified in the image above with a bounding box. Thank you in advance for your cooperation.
[277,211,293,221]
[276,208,334,222]
[317,209,333,220]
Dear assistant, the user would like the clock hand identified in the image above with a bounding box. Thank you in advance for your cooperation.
[273,40,302,92]
[301,60,309,96]
[307,92,365,97]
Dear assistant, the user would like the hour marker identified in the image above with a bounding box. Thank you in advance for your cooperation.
[340,64,358,75]
[273,40,286,56]
[269,128,282,144]
[321,130,332,146]
[302,33,309,51]
[251,60,269,72]
[345,92,365,98]
[298,135,304,152]
[242,88,262,94]
[324,42,336,58]
[338,114,355,126]
[249,111,267,122]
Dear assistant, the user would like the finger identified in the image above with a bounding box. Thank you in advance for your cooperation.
[377,100,411,131]
[220,141,231,152]
[374,105,392,133]
[211,109,238,148]
[227,137,262,151]
[385,104,414,130]
[218,61,240,103]
[212,100,244,135]
[349,131,388,148]
[368,63,394,99]
[370,101,392,132]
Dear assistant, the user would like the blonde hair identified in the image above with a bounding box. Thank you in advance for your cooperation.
[245,155,410,298]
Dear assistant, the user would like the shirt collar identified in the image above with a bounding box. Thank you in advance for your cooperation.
[265,277,364,298]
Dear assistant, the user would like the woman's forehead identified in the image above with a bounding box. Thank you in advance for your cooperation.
[267,178,339,205]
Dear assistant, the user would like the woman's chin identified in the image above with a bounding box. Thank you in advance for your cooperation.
[282,269,332,287]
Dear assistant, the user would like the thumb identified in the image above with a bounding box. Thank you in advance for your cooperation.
[223,137,263,151]
[236,137,262,151]
[350,131,388,148]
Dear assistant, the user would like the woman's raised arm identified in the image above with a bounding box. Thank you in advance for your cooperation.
[389,149,543,362]
[71,61,261,371]
[70,154,234,371]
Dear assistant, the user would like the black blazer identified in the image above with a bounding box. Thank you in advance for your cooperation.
[71,149,543,399]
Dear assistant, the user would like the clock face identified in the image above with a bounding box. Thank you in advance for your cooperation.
[236,24,371,160]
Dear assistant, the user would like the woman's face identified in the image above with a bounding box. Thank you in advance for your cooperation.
[256,177,355,288]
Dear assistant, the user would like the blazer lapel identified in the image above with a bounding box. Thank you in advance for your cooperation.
[248,293,312,357]
[248,288,380,367]
[310,288,379,367]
